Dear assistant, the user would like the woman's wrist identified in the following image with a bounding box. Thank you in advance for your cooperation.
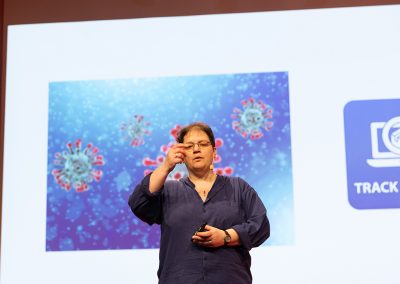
[160,162,174,174]
[149,165,171,193]
[225,228,240,246]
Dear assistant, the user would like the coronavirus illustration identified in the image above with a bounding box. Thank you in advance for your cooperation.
[51,139,105,192]
[120,114,151,147]
[46,72,292,251]
[232,97,273,140]
[170,124,182,140]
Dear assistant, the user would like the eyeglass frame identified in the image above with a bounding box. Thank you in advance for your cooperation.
[183,140,213,151]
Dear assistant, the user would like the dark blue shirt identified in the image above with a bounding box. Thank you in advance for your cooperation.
[128,174,270,284]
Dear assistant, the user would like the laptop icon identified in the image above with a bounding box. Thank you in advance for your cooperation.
[367,116,400,168]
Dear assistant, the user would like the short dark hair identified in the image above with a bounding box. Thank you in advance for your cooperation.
[176,122,216,147]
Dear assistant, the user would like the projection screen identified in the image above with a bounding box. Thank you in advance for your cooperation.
[2,4,400,284]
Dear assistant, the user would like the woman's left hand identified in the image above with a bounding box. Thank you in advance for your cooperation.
[191,225,226,248]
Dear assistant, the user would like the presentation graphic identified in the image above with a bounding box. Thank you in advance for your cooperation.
[46,72,294,251]
[344,99,400,209]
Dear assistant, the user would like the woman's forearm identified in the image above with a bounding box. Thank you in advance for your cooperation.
[149,164,172,193]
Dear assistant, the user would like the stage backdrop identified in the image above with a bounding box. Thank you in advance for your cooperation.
[2,5,400,284]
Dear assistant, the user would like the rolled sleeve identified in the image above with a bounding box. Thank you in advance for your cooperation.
[232,179,270,250]
[128,173,163,225]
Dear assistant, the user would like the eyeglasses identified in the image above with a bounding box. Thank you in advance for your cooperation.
[183,141,212,151]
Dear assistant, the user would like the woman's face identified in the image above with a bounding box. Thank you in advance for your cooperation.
[182,128,216,173]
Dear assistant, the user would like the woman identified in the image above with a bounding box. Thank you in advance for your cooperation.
[128,122,270,283]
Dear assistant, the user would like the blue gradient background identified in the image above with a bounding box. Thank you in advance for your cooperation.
[46,72,294,251]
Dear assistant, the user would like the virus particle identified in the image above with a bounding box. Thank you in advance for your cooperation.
[120,114,151,147]
[142,128,233,178]
[170,124,182,140]
[51,139,105,192]
[212,138,234,175]
[232,97,273,140]
[114,170,133,192]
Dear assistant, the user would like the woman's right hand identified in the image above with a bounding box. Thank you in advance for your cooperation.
[163,143,187,172]
[149,143,187,193]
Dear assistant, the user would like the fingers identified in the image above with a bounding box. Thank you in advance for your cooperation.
[191,235,214,247]
[204,225,213,231]
[191,226,223,248]
[167,144,186,166]
[173,143,188,149]
[173,152,184,163]
[191,230,211,242]
[195,230,211,238]
[172,152,184,164]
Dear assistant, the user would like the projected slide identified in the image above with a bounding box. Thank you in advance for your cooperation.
[46,71,293,251]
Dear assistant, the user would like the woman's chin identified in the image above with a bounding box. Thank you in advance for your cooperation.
[189,164,208,172]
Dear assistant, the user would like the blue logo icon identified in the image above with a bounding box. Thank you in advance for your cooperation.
[344,99,400,209]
